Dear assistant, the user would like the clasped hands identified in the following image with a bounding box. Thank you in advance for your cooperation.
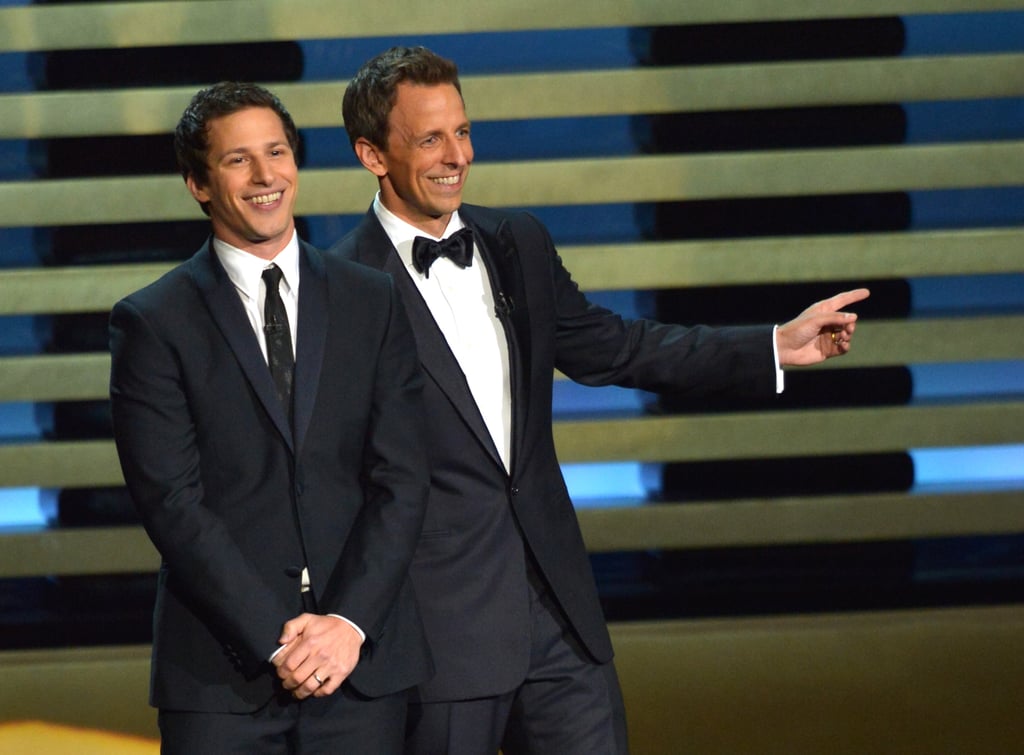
[776,288,870,366]
[271,613,364,700]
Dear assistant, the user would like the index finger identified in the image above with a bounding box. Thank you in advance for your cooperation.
[823,288,870,312]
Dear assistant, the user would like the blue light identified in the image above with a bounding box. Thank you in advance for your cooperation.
[562,462,650,507]
[912,445,1024,489]
[910,361,1024,401]
[0,488,48,528]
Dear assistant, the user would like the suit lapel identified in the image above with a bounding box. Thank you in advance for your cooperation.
[354,211,505,470]
[461,206,532,472]
[294,242,327,453]
[189,240,294,452]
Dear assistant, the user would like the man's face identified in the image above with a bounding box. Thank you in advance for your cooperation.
[376,82,473,236]
[187,106,298,259]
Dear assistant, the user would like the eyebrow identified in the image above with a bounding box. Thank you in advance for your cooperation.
[216,141,290,158]
[414,122,471,140]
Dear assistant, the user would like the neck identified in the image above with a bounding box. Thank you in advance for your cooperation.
[378,197,453,239]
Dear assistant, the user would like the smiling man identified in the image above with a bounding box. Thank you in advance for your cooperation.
[109,82,433,754]
[331,47,869,755]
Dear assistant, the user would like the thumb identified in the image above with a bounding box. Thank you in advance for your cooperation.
[278,613,310,644]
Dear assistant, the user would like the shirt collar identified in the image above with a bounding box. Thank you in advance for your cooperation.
[213,230,301,301]
[373,193,466,271]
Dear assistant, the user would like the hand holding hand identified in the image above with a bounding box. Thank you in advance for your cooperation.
[776,288,870,366]
[272,613,364,699]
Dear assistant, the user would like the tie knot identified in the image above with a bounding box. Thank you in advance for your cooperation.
[412,227,475,277]
[262,264,284,291]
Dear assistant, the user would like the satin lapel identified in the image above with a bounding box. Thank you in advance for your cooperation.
[293,242,327,453]
[462,207,532,471]
[358,215,504,469]
[189,241,294,452]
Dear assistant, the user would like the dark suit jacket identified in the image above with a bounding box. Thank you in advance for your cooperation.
[330,205,776,701]
[110,238,433,712]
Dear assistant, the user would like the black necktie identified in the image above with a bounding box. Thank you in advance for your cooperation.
[261,265,294,424]
[411,227,475,278]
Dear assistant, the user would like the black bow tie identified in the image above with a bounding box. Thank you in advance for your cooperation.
[411,227,475,278]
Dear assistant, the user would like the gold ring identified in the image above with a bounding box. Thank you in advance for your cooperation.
[313,673,324,685]
[830,331,839,343]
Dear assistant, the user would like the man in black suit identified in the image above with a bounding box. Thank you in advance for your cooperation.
[331,46,869,754]
[110,82,432,754]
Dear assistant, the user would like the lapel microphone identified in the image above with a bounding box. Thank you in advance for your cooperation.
[495,292,515,317]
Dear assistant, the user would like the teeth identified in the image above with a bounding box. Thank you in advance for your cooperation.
[432,176,459,186]
[250,192,281,205]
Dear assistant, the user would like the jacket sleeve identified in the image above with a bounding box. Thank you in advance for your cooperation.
[315,276,430,645]
[509,212,777,397]
[109,295,294,672]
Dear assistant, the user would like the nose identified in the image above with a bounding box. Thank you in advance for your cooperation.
[250,156,273,184]
[443,136,472,167]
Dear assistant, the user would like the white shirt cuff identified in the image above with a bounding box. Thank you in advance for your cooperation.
[328,614,366,642]
[772,324,785,393]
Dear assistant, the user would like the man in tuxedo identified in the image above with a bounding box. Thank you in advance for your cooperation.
[331,46,869,754]
[109,82,432,754]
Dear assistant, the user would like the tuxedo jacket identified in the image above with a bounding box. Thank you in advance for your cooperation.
[330,204,776,702]
[109,238,432,712]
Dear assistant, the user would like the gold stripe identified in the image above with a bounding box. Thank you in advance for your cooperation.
[560,227,1024,290]
[2,315,1022,402]
[825,316,1024,368]
[0,526,157,578]
[4,54,1023,139]
[0,490,1020,577]
[1,402,1020,487]
[0,353,112,402]
[3,141,1022,228]
[0,263,173,316]
[466,54,1024,120]
[456,141,1024,210]
[578,490,1024,552]
[4,0,1023,53]
[2,229,1022,316]
[551,401,1024,463]
[0,440,122,488]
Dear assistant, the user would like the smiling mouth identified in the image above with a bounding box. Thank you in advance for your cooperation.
[249,191,282,205]
[431,176,460,186]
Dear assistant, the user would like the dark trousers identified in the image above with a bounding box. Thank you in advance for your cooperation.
[159,682,406,754]
[405,571,629,755]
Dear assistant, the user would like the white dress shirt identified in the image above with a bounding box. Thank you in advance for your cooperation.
[213,232,300,363]
[213,231,365,651]
[374,196,513,471]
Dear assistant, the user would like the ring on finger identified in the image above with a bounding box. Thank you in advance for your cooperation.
[313,673,324,686]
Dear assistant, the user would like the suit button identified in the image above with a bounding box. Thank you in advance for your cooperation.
[510,486,519,496]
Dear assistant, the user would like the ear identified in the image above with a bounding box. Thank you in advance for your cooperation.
[185,174,210,205]
[354,137,388,178]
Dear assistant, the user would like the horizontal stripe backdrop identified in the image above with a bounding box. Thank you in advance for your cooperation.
[1,3,1023,751]
[0,2,1021,586]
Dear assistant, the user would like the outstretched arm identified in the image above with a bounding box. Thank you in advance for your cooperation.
[776,288,870,366]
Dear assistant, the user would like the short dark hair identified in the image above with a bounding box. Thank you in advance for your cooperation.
[174,81,299,188]
[342,46,462,151]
